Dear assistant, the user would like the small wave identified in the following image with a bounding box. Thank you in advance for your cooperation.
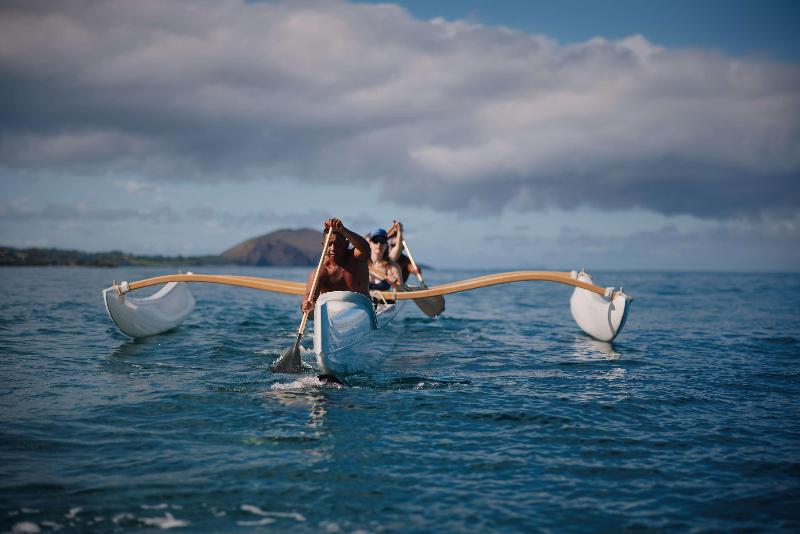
[140,512,190,529]
[237,518,276,526]
[111,511,189,529]
[12,522,40,534]
[241,504,305,522]
[243,434,319,445]
[466,411,573,425]
[389,376,471,390]
[759,336,796,345]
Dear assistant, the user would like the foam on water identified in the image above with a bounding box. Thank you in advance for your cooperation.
[241,505,305,522]
[139,513,189,529]
[11,522,40,534]
[270,375,343,391]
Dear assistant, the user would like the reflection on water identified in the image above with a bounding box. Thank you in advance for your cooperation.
[571,335,621,360]
[109,336,164,360]
[263,376,336,430]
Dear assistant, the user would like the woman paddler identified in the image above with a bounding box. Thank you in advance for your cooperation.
[301,218,370,316]
[386,220,422,284]
[367,223,403,290]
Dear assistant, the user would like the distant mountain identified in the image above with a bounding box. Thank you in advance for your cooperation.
[221,228,322,266]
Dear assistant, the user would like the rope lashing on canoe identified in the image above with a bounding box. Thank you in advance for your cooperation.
[113,271,622,301]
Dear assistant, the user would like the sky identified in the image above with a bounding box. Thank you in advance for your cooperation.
[0,0,798,271]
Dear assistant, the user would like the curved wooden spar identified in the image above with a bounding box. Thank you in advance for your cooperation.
[118,271,613,300]
[124,274,305,295]
[387,271,611,299]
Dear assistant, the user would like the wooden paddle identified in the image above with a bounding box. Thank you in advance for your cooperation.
[272,227,333,373]
[367,265,444,318]
[401,239,445,316]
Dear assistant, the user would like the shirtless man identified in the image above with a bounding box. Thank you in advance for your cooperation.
[301,218,370,314]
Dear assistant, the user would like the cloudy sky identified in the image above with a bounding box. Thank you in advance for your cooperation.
[1,0,798,270]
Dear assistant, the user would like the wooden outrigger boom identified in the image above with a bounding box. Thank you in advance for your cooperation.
[115,270,617,300]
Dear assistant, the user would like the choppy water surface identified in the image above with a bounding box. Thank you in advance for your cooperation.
[1,267,799,532]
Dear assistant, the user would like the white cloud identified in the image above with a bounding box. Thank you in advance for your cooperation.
[0,0,797,220]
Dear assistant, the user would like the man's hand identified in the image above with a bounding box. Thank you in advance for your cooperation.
[301,298,314,314]
[324,218,343,233]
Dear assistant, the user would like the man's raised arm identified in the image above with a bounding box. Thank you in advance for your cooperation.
[325,218,370,258]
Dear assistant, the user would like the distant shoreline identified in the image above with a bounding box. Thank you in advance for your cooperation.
[0,246,236,268]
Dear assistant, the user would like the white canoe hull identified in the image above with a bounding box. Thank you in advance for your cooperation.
[569,271,631,342]
[103,282,195,338]
[313,291,401,377]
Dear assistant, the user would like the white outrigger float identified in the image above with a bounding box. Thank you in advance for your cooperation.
[103,268,631,380]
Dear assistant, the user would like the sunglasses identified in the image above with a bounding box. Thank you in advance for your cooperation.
[371,237,387,244]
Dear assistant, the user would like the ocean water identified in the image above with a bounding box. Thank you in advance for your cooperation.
[1,266,799,532]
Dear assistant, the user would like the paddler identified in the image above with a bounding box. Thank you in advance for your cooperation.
[386,220,422,284]
[301,218,370,315]
[367,225,403,290]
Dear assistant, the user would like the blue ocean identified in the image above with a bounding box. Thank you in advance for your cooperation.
[1,266,798,532]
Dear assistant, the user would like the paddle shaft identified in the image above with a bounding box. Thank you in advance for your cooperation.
[401,239,425,285]
[297,227,334,336]
[272,227,334,373]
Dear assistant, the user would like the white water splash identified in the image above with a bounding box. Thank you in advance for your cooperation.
[140,512,190,529]
[319,521,342,533]
[12,522,40,534]
[112,513,135,524]
[241,504,305,522]
[255,345,312,357]
[65,508,81,519]
[270,375,340,391]
[141,504,169,510]
[237,518,275,526]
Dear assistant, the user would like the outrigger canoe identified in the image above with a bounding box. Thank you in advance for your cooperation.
[313,290,402,377]
[103,269,631,379]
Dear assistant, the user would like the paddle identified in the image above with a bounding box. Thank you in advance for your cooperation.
[401,239,445,316]
[272,227,333,373]
[367,265,444,318]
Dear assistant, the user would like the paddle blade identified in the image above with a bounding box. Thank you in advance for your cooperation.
[405,284,445,317]
[271,336,303,373]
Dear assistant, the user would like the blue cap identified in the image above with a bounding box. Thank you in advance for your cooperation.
[369,228,388,241]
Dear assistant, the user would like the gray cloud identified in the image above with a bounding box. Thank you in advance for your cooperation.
[1,0,798,219]
[0,200,378,234]
[483,212,800,271]
[185,204,379,231]
[0,201,179,224]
